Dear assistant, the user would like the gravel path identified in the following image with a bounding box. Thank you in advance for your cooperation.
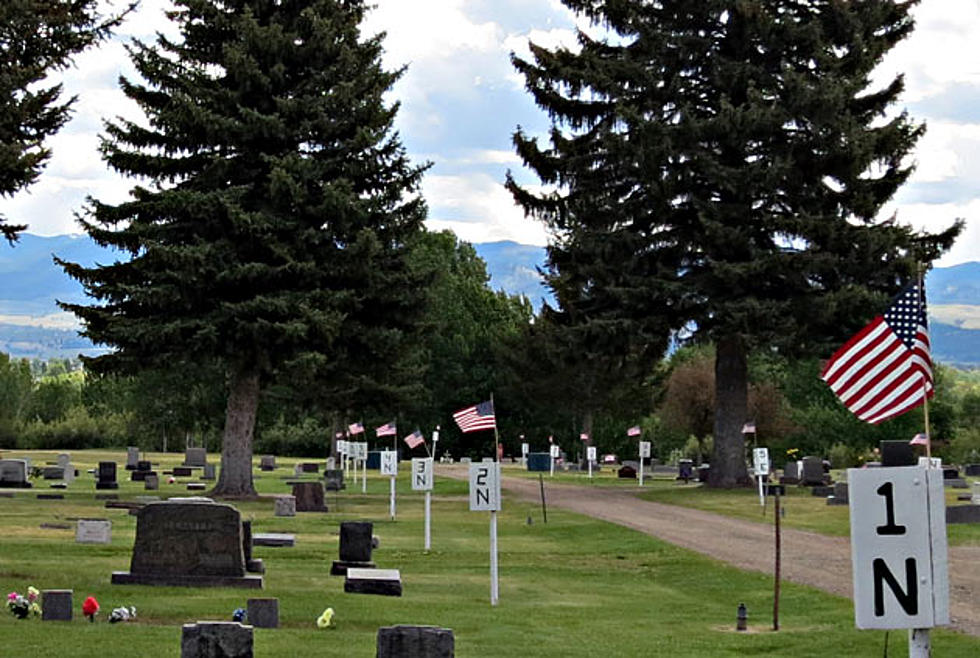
[440,466,980,637]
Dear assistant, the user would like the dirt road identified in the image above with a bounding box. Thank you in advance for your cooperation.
[441,466,980,637]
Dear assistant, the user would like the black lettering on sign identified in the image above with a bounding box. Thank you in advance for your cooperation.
[875,482,906,536]
[873,557,918,617]
[476,468,488,486]
[415,475,425,487]
[477,489,490,506]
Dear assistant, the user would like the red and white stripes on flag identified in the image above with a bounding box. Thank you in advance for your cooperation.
[375,421,397,437]
[453,400,496,433]
[627,426,641,437]
[403,429,425,449]
[910,433,930,446]
[821,281,933,424]
[348,422,364,435]
[579,432,589,441]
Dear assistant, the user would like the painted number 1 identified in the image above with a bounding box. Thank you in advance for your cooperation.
[875,482,906,536]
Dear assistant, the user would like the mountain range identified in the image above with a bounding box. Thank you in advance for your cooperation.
[2,234,978,366]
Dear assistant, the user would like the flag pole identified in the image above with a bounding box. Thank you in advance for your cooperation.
[918,266,933,462]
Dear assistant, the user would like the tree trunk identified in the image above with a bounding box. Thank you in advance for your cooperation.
[708,335,751,488]
[211,366,260,498]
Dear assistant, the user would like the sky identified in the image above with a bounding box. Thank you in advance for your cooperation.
[3,0,978,267]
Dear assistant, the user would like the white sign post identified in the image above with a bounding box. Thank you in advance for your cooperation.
[848,466,948,657]
[412,457,434,550]
[586,446,596,479]
[549,444,559,477]
[381,450,398,520]
[432,428,440,461]
[521,442,529,467]
[338,439,348,476]
[753,447,770,507]
[356,442,368,493]
[639,441,651,487]
[469,461,501,605]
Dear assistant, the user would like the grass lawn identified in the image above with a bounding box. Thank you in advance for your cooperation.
[0,449,977,656]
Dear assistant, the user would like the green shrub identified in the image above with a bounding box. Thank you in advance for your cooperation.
[827,442,857,469]
[255,416,329,457]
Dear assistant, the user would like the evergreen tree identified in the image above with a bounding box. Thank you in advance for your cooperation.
[0,0,132,242]
[509,1,962,486]
[59,0,428,496]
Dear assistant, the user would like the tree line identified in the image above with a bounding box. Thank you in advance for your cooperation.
[0,1,965,494]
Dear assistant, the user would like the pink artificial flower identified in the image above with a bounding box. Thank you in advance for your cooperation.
[7,592,18,602]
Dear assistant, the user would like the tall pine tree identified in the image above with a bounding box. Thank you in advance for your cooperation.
[0,0,132,242]
[59,0,428,496]
[509,1,962,486]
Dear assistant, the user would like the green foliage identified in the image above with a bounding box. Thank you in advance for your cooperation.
[255,415,330,458]
[0,0,131,241]
[0,353,31,442]
[827,442,858,469]
[17,405,132,450]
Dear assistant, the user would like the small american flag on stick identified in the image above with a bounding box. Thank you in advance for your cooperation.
[348,422,364,435]
[403,429,425,449]
[627,426,641,437]
[375,421,397,437]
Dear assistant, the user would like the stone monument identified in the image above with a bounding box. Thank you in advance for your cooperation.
[331,521,376,575]
[112,500,262,588]
[96,461,119,490]
[181,622,253,658]
[0,459,32,488]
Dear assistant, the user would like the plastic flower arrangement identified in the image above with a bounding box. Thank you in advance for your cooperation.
[109,606,137,623]
[786,448,799,458]
[6,587,41,619]
[82,596,99,622]
[232,608,246,622]
[316,607,334,629]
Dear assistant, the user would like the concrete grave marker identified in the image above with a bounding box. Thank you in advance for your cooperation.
[41,590,73,621]
[324,469,345,492]
[184,448,207,467]
[76,519,112,544]
[112,500,262,588]
[181,622,253,658]
[259,455,276,471]
[377,625,454,658]
[126,446,139,470]
[291,482,327,512]
[274,496,296,517]
[345,568,402,596]
[247,598,279,628]
[96,461,119,489]
[0,459,31,488]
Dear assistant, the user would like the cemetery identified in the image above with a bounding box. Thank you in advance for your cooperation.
[0,448,979,656]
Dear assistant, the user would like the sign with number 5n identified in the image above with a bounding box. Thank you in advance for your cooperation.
[848,466,948,629]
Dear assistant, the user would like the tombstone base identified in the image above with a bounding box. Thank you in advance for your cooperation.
[111,572,263,588]
[826,496,847,506]
[331,560,376,576]
[344,568,402,596]
[96,482,119,490]
[253,533,295,547]
[377,625,454,658]
[0,482,32,489]
[246,559,265,574]
[947,505,980,524]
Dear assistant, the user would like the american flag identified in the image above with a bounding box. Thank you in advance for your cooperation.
[627,426,641,437]
[580,432,589,441]
[403,429,425,449]
[741,422,756,434]
[910,433,930,446]
[821,281,933,424]
[453,400,496,433]
[375,421,397,437]
[348,422,364,435]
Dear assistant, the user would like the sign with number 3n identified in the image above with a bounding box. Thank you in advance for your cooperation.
[848,466,949,630]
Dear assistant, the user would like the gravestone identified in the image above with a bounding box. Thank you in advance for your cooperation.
[300,462,319,473]
[965,464,980,477]
[293,463,303,476]
[0,459,31,488]
[181,622,253,658]
[811,485,834,497]
[241,520,264,574]
[377,625,455,658]
[274,496,296,517]
[697,465,710,482]
[781,461,800,485]
[331,521,376,575]
[677,459,694,482]
[246,598,279,629]
[132,461,153,481]
[202,464,216,480]
[111,500,262,588]
[145,473,160,490]
[324,469,345,491]
[253,533,295,547]
[800,456,827,486]
[946,505,980,524]
[41,589,73,621]
[880,440,915,467]
[184,448,207,467]
[173,466,193,477]
[126,446,140,470]
[187,482,207,491]
[96,461,118,490]
[827,481,849,506]
[76,519,112,544]
[56,453,75,483]
[291,482,327,512]
[345,568,402,596]
[259,455,276,471]
[42,466,65,480]
[617,465,637,479]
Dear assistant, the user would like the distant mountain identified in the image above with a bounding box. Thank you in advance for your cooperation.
[2,234,978,366]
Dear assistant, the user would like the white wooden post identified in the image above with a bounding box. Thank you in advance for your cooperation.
[412,457,434,551]
[469,461,501,605]
[381,450,398,520]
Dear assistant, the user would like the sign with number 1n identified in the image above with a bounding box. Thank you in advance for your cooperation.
[848,466,948,629]
[411,458,433,491]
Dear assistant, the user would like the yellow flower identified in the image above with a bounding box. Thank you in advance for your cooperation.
[316,607,334,629]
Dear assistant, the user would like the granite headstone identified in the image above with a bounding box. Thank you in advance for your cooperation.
[291,482,327,512]
[331,521,376,575]
[0,459,31,488]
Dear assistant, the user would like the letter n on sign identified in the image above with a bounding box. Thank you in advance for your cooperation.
[848,466,949,629]
[469,463,500,511]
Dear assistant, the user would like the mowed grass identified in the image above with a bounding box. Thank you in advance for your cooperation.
[0,449,977,656]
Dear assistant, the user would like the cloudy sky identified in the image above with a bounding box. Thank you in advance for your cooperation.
[4,0,978,267]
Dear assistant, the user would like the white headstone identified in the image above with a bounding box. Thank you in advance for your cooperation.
[76,519,111,544]
[469,462,501,511]
[411,458,433,491]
